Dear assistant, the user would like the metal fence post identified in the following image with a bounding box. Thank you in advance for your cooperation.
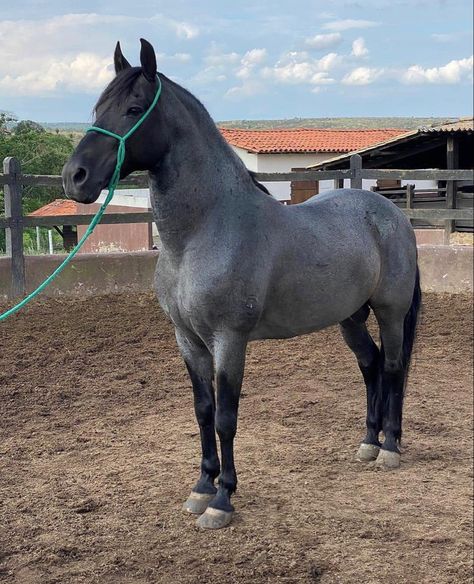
[350,154,363,189]
[4,157,25,298]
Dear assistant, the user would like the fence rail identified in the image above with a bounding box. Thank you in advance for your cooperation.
[1,154,473,298]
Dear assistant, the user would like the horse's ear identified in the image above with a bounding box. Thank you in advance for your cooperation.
[140,38,157,82]
[114,41,131,74]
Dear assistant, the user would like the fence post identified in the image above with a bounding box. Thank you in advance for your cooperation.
[350,154,362,189]
[4,157,25,298]
[445,136,459,244]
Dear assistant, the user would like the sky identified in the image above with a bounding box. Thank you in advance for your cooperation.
[0,0,472,123]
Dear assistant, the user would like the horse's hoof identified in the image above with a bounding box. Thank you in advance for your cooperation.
[195,507,234,529]
[374,449,401,469]
[356,443,380,462]
[182,492,215,515]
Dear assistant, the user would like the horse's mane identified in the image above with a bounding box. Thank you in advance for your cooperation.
[94,67,143,112]
[94,68,273,197]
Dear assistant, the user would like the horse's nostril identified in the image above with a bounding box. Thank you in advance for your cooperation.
[73,167,87,184]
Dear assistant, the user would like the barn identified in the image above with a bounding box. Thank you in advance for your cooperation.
[307,118,474,237]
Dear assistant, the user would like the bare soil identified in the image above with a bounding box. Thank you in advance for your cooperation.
[0,293,472,584]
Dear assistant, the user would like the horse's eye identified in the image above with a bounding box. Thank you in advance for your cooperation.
[126,106,143,116]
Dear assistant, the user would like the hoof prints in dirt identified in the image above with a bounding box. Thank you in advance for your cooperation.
[0,293,472,584]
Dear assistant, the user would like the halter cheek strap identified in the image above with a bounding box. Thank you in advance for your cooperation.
[86,74,162,193]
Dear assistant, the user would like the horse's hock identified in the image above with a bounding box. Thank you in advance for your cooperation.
[0,244,471,299]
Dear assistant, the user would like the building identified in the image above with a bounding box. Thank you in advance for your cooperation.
[306,118,473,234]
[220,127,407,201]
[29,192,153,253]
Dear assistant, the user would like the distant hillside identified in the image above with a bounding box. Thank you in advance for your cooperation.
[217,117,458,130]
[42,117,460,133]
[42,122,90,132]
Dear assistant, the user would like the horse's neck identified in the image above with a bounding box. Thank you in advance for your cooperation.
[149,90,253,255]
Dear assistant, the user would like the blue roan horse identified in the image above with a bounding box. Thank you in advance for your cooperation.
[63,39,422,529]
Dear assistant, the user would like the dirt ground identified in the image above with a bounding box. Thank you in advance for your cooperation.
[0,292,472,584]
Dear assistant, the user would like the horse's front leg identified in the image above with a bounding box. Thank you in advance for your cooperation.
[176,329,221,515]
[196,332,247,530]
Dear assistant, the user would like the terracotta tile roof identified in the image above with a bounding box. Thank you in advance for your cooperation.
[220,128,407,154]
[29,199,82,217]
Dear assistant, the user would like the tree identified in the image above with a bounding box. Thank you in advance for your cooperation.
[0,111,17,134]
[14,120,45,135]
[0,124,75,252]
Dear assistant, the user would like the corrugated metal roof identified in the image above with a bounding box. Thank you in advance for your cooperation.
[420,117,473,133]
[307,117,473,169]
[220,128,407,154]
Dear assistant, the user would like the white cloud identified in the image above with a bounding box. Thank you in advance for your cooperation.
[351,38,369,58]
[241,49,267,66]
[318,52,342,71]
[342,67,383,85]
[401,56,473,84]
[156,53,192,64]
[237,49,268,79]
[204,52,240,67]
[193,66,228,84]
[169,21,199,40]
[195,48,244,85]
[0,53,114,95]
[305,33,343,50]
[323,19,380,31]
[262,51,339,86]
[225,79,265,99]
[0,13,199,96]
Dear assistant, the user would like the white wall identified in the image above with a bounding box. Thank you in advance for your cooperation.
[229,146,438,199]
[230,146,339,201]
[96,188,151,208]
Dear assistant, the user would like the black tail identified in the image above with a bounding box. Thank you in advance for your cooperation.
[379,265,421,444]
[401,265,422,375]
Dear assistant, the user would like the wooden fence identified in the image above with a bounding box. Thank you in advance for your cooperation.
[0,154,472,297]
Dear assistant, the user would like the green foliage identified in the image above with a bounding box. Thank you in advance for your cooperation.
[0,122,75,252]
[14,120,45,135]
[0,111,17,133]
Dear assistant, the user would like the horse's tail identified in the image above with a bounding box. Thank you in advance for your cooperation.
[379,264,422,375]
[378,264,421,443]
[401,264,422,376]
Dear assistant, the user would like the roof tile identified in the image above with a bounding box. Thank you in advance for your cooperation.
[220,127,407,154]
[29,199,82,217]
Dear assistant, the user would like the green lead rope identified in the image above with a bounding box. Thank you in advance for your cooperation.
[0,75,162,322]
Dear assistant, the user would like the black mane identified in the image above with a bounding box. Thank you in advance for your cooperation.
[94,67,143,113]
[94,69,273,197]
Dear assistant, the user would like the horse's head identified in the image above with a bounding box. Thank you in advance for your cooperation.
[62,39,167,203]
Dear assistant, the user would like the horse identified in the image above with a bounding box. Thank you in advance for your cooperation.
[62,39,421,530]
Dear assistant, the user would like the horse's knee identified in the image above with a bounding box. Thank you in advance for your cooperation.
[383,357,403,375]
[215,411,237,442]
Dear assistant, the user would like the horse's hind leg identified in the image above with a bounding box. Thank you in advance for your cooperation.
[372,308,407,469]
[175,328,221,515]
[339,305,383,461]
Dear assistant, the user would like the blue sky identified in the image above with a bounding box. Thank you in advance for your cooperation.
[0,0,472,123]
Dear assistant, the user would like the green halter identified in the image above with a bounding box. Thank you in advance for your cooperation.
[0,75,162,322]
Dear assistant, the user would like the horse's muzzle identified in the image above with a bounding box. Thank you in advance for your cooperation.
[62,159,106,204]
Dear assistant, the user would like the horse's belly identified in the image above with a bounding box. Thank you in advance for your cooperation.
[250,264,378,341]
[250,297,364,340]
